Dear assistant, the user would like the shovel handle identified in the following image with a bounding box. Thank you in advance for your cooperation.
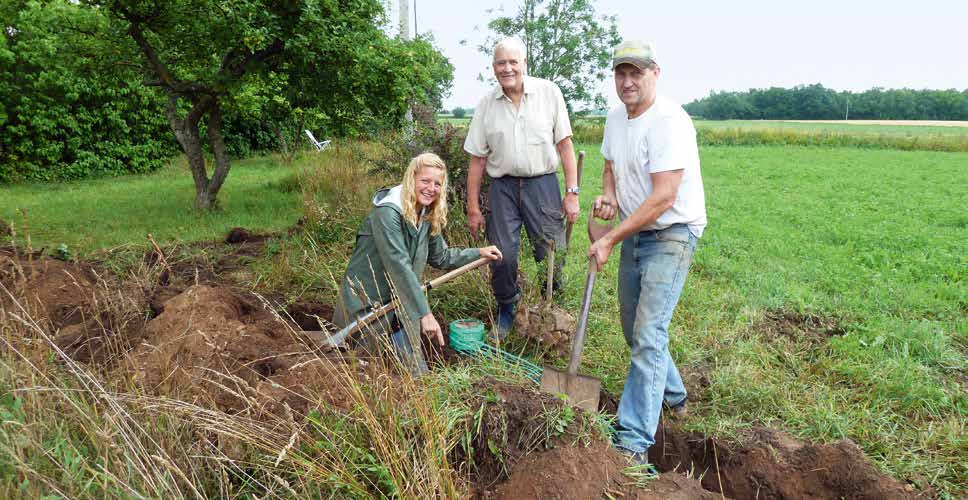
[325,257,491,346]
[425,256,490,290]
[564,151,585,246]
[568,257,598,376]
[545,240,555,302]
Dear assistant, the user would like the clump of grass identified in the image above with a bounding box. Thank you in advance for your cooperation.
[252,142,387,299]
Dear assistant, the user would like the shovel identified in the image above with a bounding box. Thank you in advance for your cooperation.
[543,151,584,300]
[304,257,492,349]
[539,214,613,412]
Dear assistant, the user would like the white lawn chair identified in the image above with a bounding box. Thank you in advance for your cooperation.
[304,129,331,152]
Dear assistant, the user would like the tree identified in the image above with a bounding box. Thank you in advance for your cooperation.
[1,0,176,183]
[481,0,620,113]
[452,106,466,118]
[89,0,452,210]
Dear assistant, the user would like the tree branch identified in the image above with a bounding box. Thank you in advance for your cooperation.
[128,22,177,88]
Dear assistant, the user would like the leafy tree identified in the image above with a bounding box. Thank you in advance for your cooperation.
[452,106,466,118]
[1,0,176,183]
[89,0,452,209]
[685,85,968,121]
[481,0,620,113]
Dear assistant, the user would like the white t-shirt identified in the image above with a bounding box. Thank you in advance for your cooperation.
[464,76,573,178]
[600,96,707,237]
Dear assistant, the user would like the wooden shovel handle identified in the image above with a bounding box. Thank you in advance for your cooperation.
[425,257,490,290]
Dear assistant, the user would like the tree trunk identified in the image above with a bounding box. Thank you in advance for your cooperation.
[274,126,292,163]
[205,101,231,206]
[164,94,229,211]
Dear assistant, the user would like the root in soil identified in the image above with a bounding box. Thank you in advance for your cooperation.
[513,301,575,355]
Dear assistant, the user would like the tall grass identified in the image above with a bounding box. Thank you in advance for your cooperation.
[0,246,595,497]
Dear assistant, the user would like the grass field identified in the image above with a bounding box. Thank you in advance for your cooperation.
[0,156,301,254]
[438,143,968,495]
[2,137,966,494]
[695,119,968,137]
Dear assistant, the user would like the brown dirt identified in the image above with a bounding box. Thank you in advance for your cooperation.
[283,301,335,332]
[469,379,719,499]
[1,248,99,329]
[128,284,365,415]
[491,439,719,500]
[224,227,252,244]
[1,243,932,498]
[649,421,920,499]
[1,247,149,365]
[513,301,575,355]
[756,309,845,344]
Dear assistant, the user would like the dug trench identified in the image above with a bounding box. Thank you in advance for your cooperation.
[0,240,925,498]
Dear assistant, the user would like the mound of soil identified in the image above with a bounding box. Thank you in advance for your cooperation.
[1,248,149,365]
[225,227,252,244]
[492,440,719,500]
[469,379,717,499]
[649,422,918,499]
[0,248,98,329]
[130,285,361,415]
[513,301,575,354]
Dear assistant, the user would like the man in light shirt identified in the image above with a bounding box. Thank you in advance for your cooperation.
[464,37,580,339]
[588,40,707,467]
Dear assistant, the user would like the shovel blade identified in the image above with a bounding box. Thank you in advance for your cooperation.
[540,367,601,412]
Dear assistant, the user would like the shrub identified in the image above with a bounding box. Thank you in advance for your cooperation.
[366,106,472,211]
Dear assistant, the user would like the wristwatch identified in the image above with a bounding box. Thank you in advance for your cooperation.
[565,186,580,195]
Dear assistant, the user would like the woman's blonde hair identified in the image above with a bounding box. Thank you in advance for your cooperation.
[401,152,448,235]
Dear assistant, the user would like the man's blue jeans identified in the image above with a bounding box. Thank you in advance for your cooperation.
[614,224,697,454]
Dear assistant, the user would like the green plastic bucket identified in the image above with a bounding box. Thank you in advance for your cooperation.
[449,318,485,351]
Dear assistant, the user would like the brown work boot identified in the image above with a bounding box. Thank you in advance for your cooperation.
[667,398,688,420]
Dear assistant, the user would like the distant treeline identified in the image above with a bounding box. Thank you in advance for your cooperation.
[684,85,968,121]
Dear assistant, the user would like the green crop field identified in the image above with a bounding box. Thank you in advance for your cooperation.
[694,119,968,137]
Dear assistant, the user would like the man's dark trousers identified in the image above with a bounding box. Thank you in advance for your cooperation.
[485,172,565,305]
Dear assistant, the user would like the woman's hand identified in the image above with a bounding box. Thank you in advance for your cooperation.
[420,313,444,346]
[479,245,503,261]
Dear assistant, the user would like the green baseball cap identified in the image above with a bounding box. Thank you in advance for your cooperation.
[611,40,658,69]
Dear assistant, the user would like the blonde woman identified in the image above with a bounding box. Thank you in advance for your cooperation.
[334,153,502,375]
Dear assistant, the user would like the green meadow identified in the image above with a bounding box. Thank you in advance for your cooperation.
[694,119,968,137]
[1,136,966,495]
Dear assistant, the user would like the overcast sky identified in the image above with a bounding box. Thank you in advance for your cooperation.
[388,0,967,110]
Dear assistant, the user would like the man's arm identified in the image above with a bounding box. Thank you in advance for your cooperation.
[588,169,684,268]
[556,136,579,223]
[592,159,618,221]
[466,154,487,237]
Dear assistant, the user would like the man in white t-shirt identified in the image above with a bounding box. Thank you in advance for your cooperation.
[588,40,707,467]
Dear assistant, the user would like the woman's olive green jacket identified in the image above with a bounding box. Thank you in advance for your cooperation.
[333,185,479,338]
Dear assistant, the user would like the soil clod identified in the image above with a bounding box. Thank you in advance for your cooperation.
[225,227,252,244]
[513,302,575,354]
